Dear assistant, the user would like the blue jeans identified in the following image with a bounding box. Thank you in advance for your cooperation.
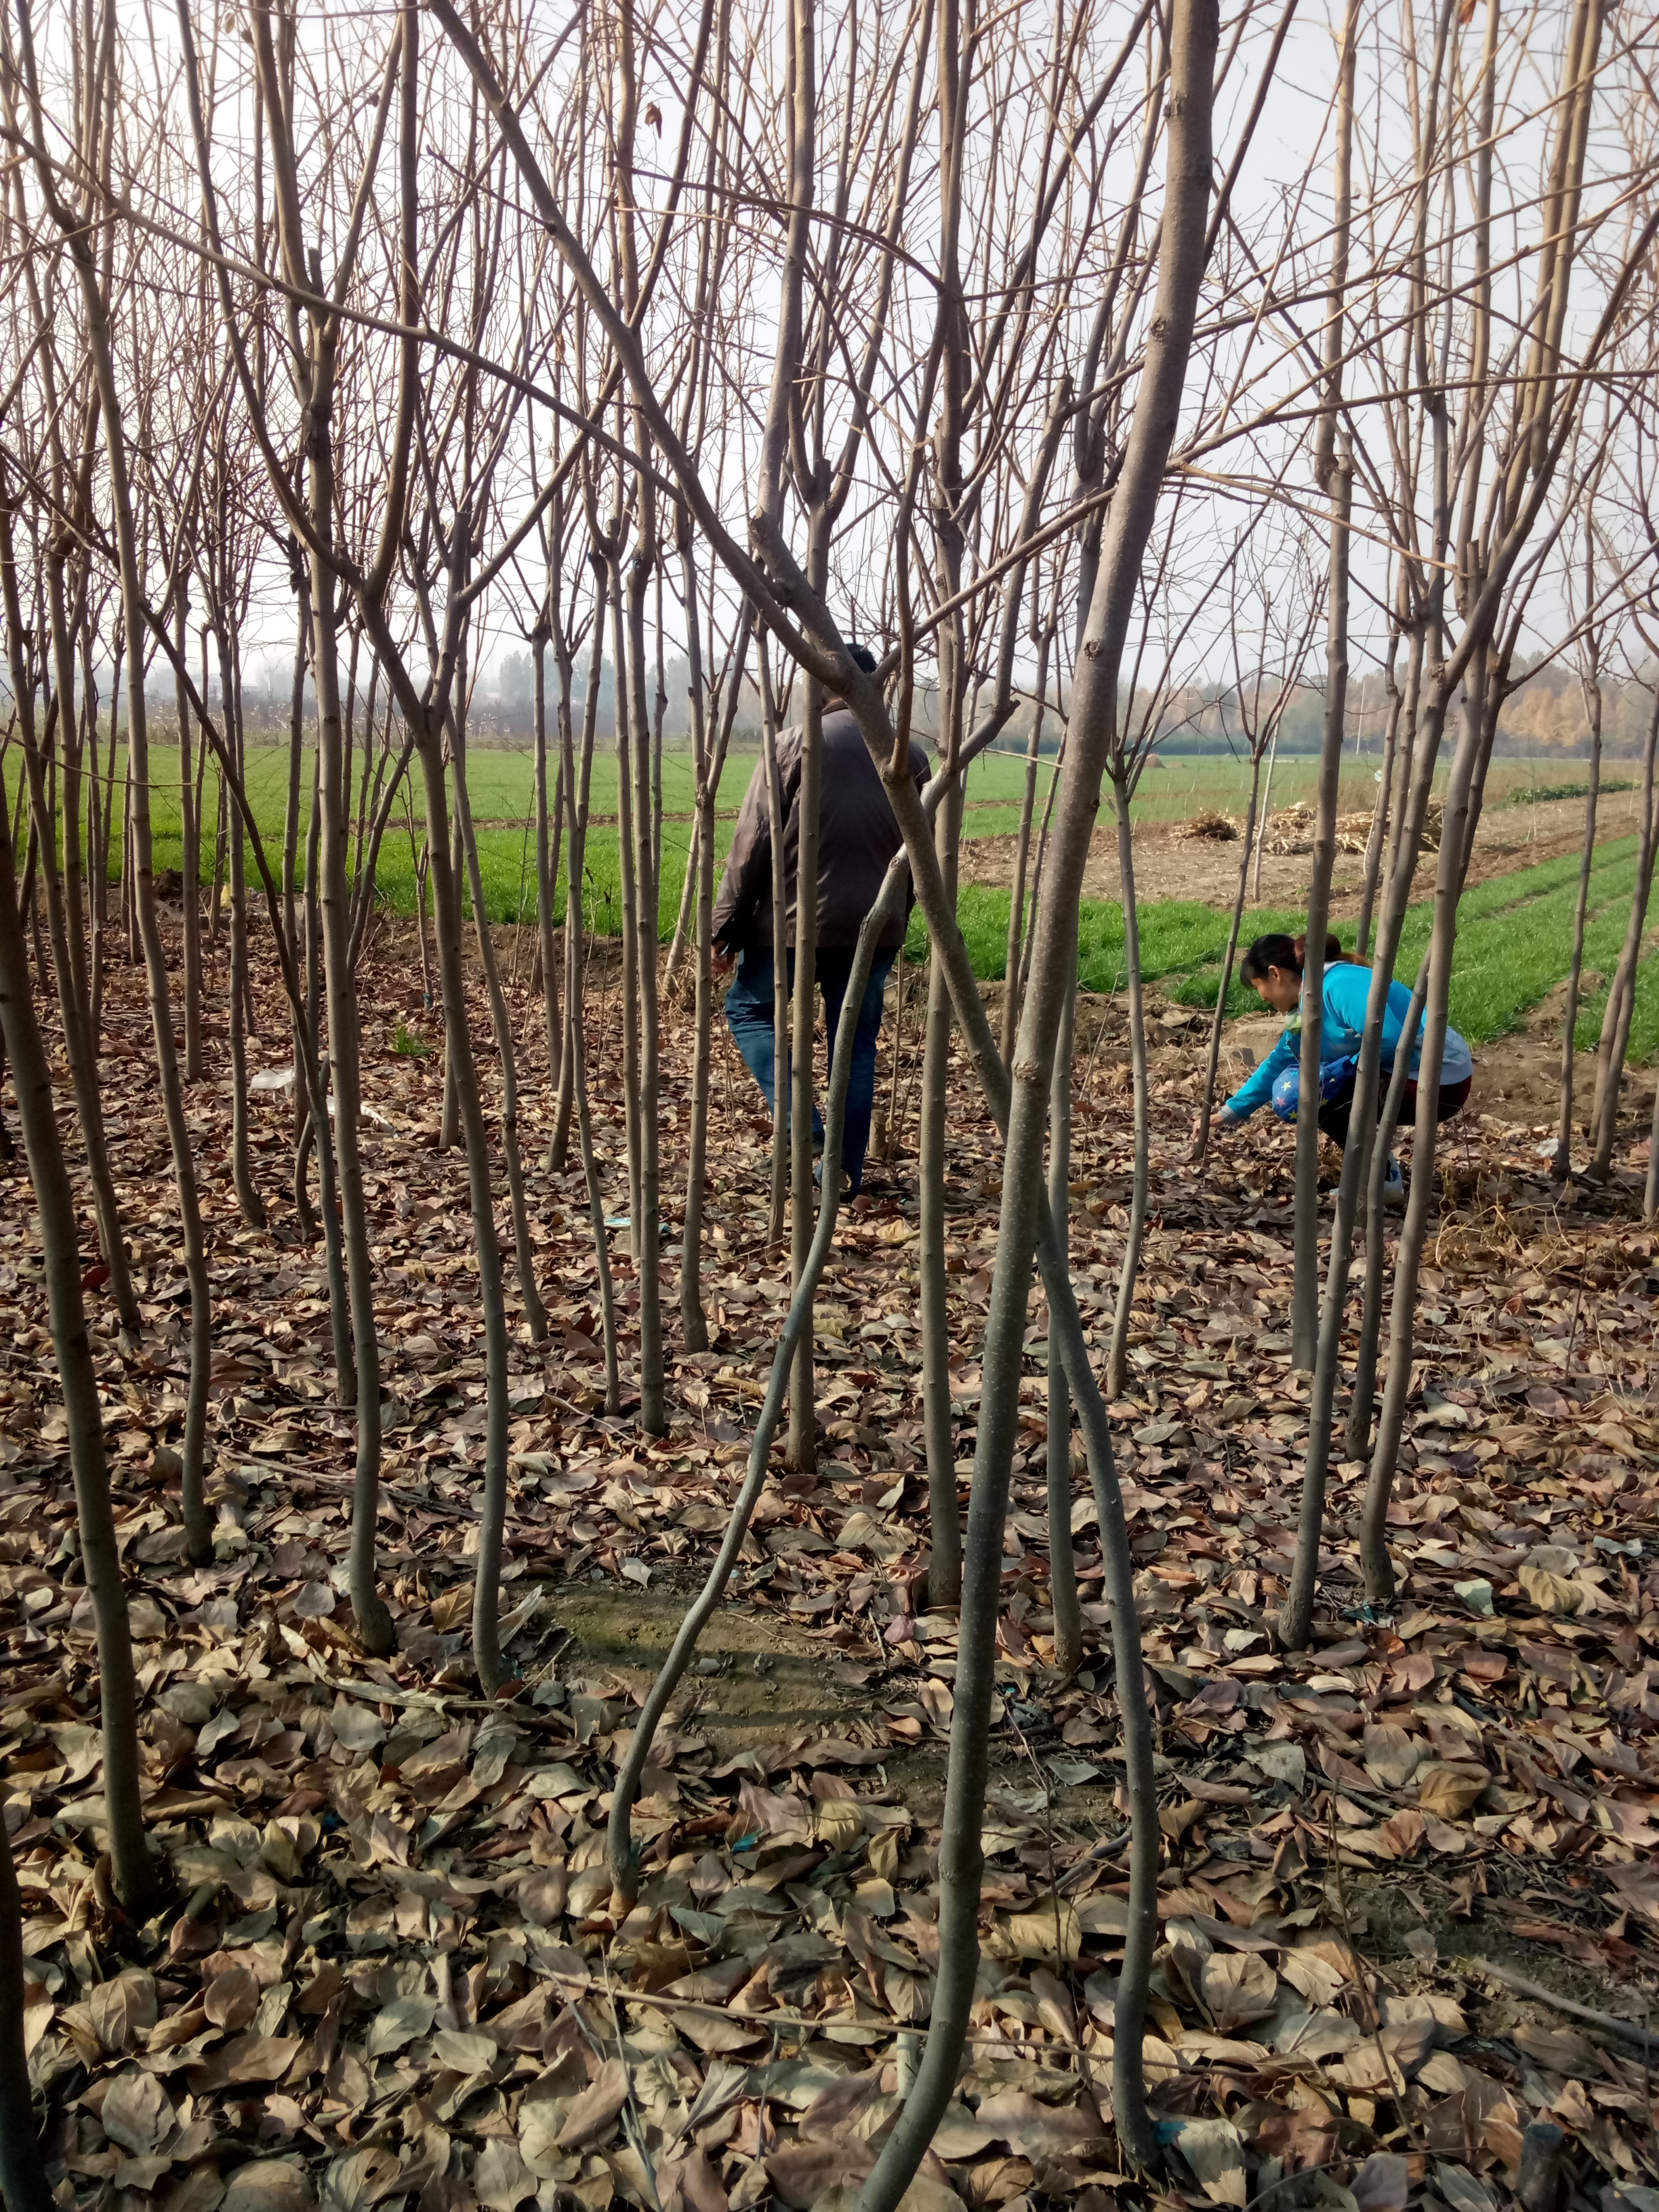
[724,945,897,1194]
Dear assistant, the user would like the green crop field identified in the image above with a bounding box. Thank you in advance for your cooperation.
[7,737,1583,926]
[9,740,1641,1059]
[910,834,1655,1063]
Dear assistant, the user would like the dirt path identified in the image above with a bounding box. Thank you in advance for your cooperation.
[959,788,1637,909]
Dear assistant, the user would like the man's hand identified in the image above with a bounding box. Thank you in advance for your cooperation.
[712,947,735,980]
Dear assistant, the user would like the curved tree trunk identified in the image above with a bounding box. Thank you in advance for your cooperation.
[0,771,153,1916]
[1191,747,1264,1160]
[0,497,142,1335]
[1046,969,1082,1674]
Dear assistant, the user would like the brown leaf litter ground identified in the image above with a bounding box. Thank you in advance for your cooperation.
[4,914,1659,2212]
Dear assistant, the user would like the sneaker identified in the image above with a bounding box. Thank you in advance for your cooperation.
[812,1158,853,1195]
[1382,1155,1406,1209]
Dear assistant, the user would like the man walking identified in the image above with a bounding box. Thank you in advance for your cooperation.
[712,648,929,1194]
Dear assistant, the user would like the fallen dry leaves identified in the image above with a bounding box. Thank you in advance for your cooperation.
[3,926,1659,2212]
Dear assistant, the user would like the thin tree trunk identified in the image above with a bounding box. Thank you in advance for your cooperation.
[176,570,203,1080]
[678,527,721,1353]
[626,531,666,1435]
[1251,723,1278,900]
[664,807,702,989]
[1358,662,1493,1591]
[1553,659,1603,1174]
[0,758,153,1916]
[1586,691,1659,1178]
[880,937,905,1160]
[92,637,121,1040]
[222,621,264,1228]
[1191,747,1263,1159]
[760,648,792,1247]
[533,623,562,1090]
[1001,626,1052,1069]
[415,722,514,1694]
[1354,630,1403,962]
[558,603,623,1413]
[22,53,220,1564]
[549,603,602,1172]
[922,776,965,1605]
[0,499,142,1335]
[1290,485,1349,1378]
[851,3,1217,2178]
[455,724,548,1343]
[283,596,307,1152]
[301,745,354,1395]
[1105,774,1150,1401]
[1046,970,1082,1674]
[787,598,824,1471]
[1292,0,1357,1380]
[308,517,393,1651]
[413,836,434,1013]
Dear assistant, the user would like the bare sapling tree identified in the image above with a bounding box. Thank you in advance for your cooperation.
[1350,0,1648,1603]
[856,7,1218,2188]
[211,0,417,1654]
[756,638,794,1245]
[197,441,268,1229]
[0,166,145,1336]
[678,550,750,1353]
[0,701,153,1918]
[1553,459,1611,1176]
[1584,680,1659,1179]
[1000,588,1056,1064]
[1287,0,1359,1389]
[557,553,624,1416]
[10,0,217,1566]
[0,481,142,1338]
[1190,537,1323,1158]
[451,639,550,1343]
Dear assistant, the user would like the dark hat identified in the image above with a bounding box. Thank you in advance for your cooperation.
[846,642,878,676]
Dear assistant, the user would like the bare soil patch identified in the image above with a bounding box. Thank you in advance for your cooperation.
[958,788,1636,909]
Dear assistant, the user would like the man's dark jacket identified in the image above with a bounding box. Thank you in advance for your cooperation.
[712,708,929,954]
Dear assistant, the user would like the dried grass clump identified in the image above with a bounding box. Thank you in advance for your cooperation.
[1182,809,1240,841]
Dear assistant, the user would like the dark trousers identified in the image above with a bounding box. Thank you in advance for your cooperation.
[724,944,898,1194]
[1319,1070,1473,1149]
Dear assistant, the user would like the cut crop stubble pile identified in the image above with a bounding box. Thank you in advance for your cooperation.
[4,924,1659,2212]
